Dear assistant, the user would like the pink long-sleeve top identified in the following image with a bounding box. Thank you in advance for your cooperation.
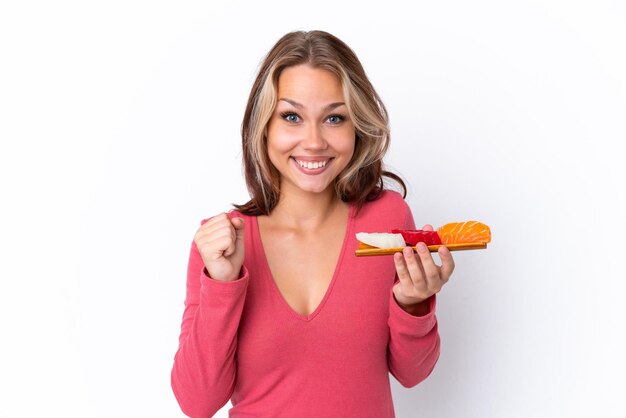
[171,190,440,417]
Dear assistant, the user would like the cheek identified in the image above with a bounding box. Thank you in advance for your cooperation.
[340,143,355,162]
[330,128,356,158]
[267,137,295,161]
[266,135,291,157]
[267,122,297,153]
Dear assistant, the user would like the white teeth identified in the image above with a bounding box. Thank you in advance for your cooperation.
[296,159,328,169]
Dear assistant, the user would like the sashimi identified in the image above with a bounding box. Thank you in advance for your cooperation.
[391,229,442,246]
[436,221,491,244]
[355,232,406,249]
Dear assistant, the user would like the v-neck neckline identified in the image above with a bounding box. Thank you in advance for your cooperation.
[252,202,355,322]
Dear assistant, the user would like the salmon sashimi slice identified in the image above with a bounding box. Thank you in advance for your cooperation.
[436,221,491,244]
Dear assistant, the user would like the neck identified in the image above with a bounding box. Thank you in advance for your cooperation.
[269,185,346,232]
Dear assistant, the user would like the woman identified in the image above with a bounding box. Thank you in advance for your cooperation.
[171,30,455,418]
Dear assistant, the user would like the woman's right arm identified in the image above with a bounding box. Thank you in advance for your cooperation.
[171,215,248,417]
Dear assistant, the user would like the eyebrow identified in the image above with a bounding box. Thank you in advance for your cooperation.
[278,98,346,112]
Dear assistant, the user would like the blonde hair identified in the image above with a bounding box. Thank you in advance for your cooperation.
[234,30,405,215]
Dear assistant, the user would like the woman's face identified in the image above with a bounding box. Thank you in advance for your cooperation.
[266,64,356,197]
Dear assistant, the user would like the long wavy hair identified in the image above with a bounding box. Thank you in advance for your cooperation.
[233,30,406,215]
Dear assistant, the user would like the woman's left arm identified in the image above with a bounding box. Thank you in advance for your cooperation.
[386,215,455,387]
[387,289,440,388]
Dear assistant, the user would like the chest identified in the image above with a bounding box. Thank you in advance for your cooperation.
[261,227,346,317]
[237,234,396,379]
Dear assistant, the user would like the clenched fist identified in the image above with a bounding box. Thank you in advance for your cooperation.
[194,213,245,282]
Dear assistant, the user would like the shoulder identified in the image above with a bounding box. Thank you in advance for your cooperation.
[362,189,409,213]
[354,189,412,230]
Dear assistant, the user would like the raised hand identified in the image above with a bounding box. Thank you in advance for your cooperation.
[194,213,246,282]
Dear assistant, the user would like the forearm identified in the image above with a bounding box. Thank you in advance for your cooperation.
[387,290,440,388]
[172,262,249,417]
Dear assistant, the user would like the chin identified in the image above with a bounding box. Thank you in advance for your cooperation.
[291,179,334,195]
[300,185,332,194]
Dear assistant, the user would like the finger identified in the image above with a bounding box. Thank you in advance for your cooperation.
[438,246,455,282]
[402,246,426,285]
[196,223,233,244]
[201,213,229,230]
[197,215,231,238]
[210,235,237,258]
[232,217,245,240]
[422,224,434,231]
[415,242,441,286]
[223,226,237,257]
[393,251,414,288]
[197,224,236,253]
[203,216,243,241]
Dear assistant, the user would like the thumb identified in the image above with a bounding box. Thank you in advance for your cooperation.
[232,217,245,239]
[223,217,245,259]
[231,217,246,261]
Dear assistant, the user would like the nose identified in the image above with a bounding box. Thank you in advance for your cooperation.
[302,123,328,150]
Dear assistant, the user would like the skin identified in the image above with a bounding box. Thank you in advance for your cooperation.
[265,65,356,198]
[393,228,455,315]
[194,64,455,316]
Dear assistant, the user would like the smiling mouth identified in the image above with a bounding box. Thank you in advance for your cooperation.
[290,157,334,173]
[294,159,330,169]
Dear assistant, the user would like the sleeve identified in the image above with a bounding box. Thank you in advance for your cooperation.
[386,196,441,387]
[171,225,249,418]
[387,291,440,387]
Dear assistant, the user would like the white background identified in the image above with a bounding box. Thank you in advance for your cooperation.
[1,1,625,417]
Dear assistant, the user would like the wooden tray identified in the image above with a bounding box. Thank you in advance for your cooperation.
[355,242,487,256]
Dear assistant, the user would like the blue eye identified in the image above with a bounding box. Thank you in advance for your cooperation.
[280,112,300,123]
[327,114,345,124]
